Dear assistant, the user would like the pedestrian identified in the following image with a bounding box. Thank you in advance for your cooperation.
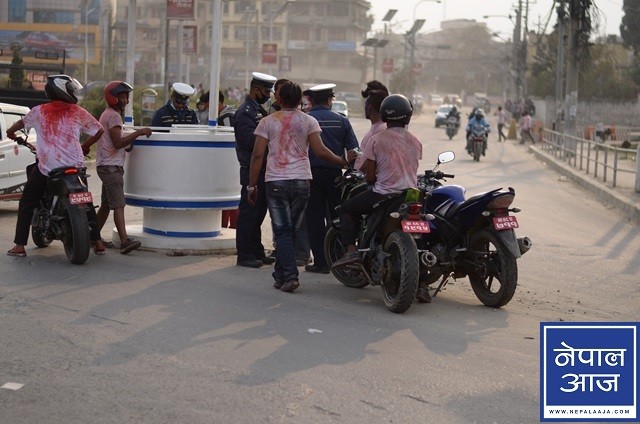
[519,110,534,144]
[234,72,278,268]
[151,82,199,127]
[301,89,313,113]
[355,82,388,170]
[5,75,105,257]
[90,81,152,254]
[494,105,507,142]
[268,79,290,114]
[305,83,359,274]
[196,91,209,125]
[248,81,348,292]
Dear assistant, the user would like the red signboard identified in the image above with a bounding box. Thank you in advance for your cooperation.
[183,25,197,54]
[167,0,195,19]
[262,43,277,65]
[382,58,393,74]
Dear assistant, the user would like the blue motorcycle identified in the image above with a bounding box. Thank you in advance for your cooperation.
[417,151,532,307]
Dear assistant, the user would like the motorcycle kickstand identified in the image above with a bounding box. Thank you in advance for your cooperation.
[432,274,452,298]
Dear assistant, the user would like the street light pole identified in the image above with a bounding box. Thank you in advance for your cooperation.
[410,0,440,69]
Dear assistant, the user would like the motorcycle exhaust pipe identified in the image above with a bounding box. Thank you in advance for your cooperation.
[518,237,532,255]
[420,251,438,267]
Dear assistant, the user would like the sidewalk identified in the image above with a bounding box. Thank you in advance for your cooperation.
[528,144,640,223]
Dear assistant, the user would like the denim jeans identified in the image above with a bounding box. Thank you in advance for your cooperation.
[266,179,311,284]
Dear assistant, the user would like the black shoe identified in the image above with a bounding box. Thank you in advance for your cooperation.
[280,279,300,293]
[259,256,276,265]
[237,259,263,268]
[305,264,330,274]
[273,280,284,289]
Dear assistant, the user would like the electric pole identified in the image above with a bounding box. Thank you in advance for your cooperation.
[564,0,579,138]
[555,0,565,130]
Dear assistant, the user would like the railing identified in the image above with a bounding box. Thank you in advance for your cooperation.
[540,129,638,191]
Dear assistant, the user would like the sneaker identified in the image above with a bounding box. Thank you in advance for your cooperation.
[331,251,360,268]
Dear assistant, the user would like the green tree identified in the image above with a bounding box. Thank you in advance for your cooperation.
[9,43,24,89]
[620,0,640,56]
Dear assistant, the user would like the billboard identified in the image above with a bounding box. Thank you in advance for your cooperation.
[167,0,195,20]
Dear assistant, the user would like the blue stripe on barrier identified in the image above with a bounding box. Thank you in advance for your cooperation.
[143,227,221,238]
[133,140,234,148]
[126,198,239,208]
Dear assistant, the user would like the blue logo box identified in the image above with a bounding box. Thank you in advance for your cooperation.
[540,322,639,422]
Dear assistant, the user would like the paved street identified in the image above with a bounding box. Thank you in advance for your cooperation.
[1,110,638,423]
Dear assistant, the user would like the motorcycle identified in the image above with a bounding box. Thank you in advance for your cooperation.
[323,168,431,313]
[445,116,459,140]
[416,151,532,308]
[467,124,487,161]
[16,136,94,265]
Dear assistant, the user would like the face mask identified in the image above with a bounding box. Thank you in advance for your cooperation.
[257,93,270,104]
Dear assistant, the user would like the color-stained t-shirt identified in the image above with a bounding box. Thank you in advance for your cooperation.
[362,126,422,195]
[97,107,126,166]
[354,120,386,170]
[254,109,322,182]
[22,101,102,175]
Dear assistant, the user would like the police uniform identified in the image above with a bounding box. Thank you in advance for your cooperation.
[234,72,277,267]
[306,83,359,271]
[151,82,199,127]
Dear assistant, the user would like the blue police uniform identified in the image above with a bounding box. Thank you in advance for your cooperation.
[151,101,199,127]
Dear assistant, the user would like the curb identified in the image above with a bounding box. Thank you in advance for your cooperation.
[529,145,640,223]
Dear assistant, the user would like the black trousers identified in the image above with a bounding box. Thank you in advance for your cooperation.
[306,168,342,268]
[236,166,269,261]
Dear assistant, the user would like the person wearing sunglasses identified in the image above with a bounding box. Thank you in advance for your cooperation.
[151,82,199,127]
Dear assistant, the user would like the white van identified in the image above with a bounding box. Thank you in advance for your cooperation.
[0,102,37,201]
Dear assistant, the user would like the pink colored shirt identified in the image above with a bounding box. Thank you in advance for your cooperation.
[363,127,422,195]
[354,120,386,170]
[254,109,322,182]
[22,101,102,175]
[519,114,532,130]
[97,107,126,166]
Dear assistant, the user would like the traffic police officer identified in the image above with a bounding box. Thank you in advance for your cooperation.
[235,72,278,268]
[151,82,199,127]
[305,83,359,273]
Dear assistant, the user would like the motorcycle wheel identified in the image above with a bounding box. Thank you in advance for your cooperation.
[59,199,90,265]
[324,227,369,288]
[473,142,481,161]
[468,229,518,308]
[31,210,53,248]
[381,230,419,313]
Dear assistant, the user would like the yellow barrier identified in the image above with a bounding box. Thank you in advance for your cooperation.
[508,118,517,140]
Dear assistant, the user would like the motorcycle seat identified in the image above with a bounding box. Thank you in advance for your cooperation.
[444,192,485,219]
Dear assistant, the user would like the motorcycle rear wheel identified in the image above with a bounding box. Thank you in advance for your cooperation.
[31,210,53,248]
[381,231,419,313]
[59,199,90,265]
[468,229,518,307]
[324,227,369,288]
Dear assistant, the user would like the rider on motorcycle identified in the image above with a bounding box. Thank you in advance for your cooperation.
[332,94,422,268]
[465,108,490,155]
[446,105,461,127]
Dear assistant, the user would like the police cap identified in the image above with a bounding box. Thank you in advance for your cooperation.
[172,82,196,100]
[250,72,277,92]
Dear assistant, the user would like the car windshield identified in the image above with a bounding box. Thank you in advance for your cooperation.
[332,103,346,111]
[438,106,452,114]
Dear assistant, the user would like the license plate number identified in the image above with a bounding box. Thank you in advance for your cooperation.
[69,192,93,205]
[401,220,431,233]
[493,215,519,230]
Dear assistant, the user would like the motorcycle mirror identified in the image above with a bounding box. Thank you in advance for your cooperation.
[438,151,455,164]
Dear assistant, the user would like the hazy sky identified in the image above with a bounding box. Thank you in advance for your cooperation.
[368,0,625,40]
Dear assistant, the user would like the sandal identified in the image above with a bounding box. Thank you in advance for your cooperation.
[7,247,27,257]
[91,240,106,255]
[332,251,360,268]
[120,238,141,254]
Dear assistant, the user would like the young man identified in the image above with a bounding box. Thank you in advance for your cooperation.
[91,81,152,254]
[248,81,348,292]
[6,75,105,257]
[494,105,508,142]
[354,88,388,170]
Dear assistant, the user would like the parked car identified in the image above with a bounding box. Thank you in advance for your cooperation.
[428,94,443,105]
[435,104,454,128]
[0,102,37,201]
[443,94,462,107]
[331,100,349,119]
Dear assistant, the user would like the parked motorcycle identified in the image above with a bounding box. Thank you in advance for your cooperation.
[416,151,532,307]
[324,169,431,313]
[445,116,459,140]
[16,137,93,265]
[467,124,487,161]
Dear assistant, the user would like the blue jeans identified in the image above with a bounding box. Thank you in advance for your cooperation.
[266,179,311,284]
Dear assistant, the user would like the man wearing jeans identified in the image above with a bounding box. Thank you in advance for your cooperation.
[248,81,348,292]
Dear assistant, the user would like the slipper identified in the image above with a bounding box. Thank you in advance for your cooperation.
[91,241,106,255]
[120,238,141,254]
[7,248,27,257]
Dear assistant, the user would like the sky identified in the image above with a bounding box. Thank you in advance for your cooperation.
[368,0,626,40]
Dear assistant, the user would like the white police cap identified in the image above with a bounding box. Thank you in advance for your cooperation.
[172,82,196,97]
[251,72,277,92]
[309,83,336,94]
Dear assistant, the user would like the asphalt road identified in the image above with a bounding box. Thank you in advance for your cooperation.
[1,110,638,423]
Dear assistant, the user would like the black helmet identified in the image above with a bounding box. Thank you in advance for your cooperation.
[380,94,413,125]
[45,74,82,104]
[451,105,458,113]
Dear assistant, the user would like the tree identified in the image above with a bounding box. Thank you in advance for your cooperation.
[9,43,25,89]
[620,0,640,56]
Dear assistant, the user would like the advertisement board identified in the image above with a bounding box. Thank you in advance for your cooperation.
[167,0,195,20]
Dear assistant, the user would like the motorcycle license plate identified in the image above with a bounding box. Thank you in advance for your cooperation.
[492,215,519,230]
[69,192,93,205]
[401,220,431,233]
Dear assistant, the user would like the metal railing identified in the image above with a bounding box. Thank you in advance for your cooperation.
[540,129,638,190]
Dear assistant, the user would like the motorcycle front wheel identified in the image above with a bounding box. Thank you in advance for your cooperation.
[468,229,518,308]
[59,199,90,265]
[381,230,419,313]
[324,227,369,288]
[473,141,482,161]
